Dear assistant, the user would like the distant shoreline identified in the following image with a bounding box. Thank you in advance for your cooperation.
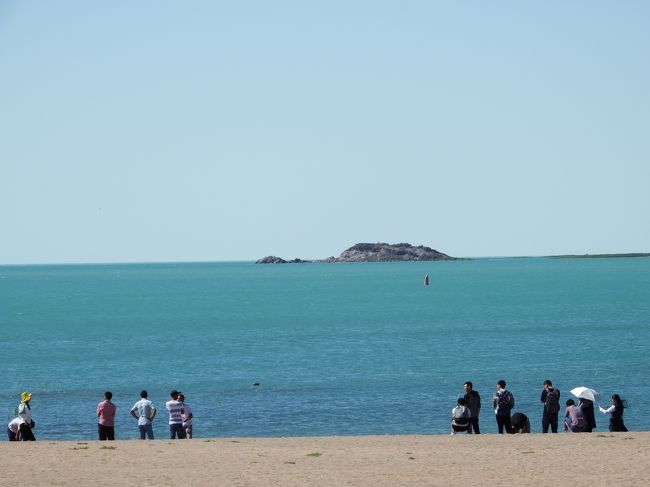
[548,253,650,259]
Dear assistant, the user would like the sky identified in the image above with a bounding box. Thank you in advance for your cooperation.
[1,1,648,264]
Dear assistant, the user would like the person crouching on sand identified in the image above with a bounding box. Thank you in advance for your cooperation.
[564,399,588,432]
[509,412,530,433]
[7,417,22,441]
[450,398,471,434]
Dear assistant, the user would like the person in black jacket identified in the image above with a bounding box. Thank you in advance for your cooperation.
[509,412,530,433]
[540,380,560,433]
[463,381,481,434]
[579,398,597,432]
[492,380,514,434]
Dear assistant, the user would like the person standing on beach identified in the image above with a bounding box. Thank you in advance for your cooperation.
[492,380,514,434]
[599,394,628,432]
[540,380,560,433]
[166,389,184,439]
[579,398,597,432]
[463,382,481,434]
[179,394,193,439]
[97,391,117,440]
[130,390,157,439]
[16,391,35,441]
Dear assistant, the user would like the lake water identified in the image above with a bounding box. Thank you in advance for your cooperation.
[1,257,649,440]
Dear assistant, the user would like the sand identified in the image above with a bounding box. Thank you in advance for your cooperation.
[2,433,649,486]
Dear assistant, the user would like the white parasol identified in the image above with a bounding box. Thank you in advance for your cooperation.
[570,386,602,402]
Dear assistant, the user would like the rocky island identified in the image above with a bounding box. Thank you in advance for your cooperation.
[255,256,311,264]
[256,243,457,264]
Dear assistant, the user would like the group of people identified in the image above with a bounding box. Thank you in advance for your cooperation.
[450,380,629,435]
[7,389,194,441]
[7,381,630,441]
[7,392,36,441]
[564,394,628,433]
[97,389,194,441]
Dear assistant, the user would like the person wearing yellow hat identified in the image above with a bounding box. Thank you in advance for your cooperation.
[16,391,35,441]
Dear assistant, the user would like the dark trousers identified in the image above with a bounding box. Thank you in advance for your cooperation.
[170,423,183,439]
[467,416,480,434]
[19,424,35,441]
[98,424,115,440]
[496,414,511,434]
[7,428,19,441]
[542,412,559,433]
[139,424,154,440]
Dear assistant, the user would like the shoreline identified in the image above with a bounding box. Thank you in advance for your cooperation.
[4,433,649,486]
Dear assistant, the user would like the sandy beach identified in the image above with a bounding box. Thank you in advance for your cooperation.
[3,433,649,486]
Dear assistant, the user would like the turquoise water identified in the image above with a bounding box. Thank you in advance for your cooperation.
[1,258,649,440]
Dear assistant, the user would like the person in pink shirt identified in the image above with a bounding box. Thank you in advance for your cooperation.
[97,391,117,440]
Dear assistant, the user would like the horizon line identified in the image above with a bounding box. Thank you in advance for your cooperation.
[1,252,649,267]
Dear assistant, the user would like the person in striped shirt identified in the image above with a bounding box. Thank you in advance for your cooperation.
[166,390,184,439]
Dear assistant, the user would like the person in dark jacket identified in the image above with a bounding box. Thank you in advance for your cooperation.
[540,380,560,433]
[579,398,597,432]
[509,412,530,433]
[599,394,628,432]
[492,380,514,434]
[463,381,481,434]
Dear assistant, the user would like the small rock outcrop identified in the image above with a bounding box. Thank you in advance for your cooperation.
[255,256,287,264]
[255,256,311,264]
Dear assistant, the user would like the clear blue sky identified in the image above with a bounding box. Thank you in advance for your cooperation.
[1,1,648,264]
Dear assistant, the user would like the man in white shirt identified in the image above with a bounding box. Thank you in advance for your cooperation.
[130,390,157,440]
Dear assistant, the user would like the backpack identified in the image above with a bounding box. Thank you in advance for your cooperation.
[545,389,560,414]
[496,390,512,416]
[452,406,470,426]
